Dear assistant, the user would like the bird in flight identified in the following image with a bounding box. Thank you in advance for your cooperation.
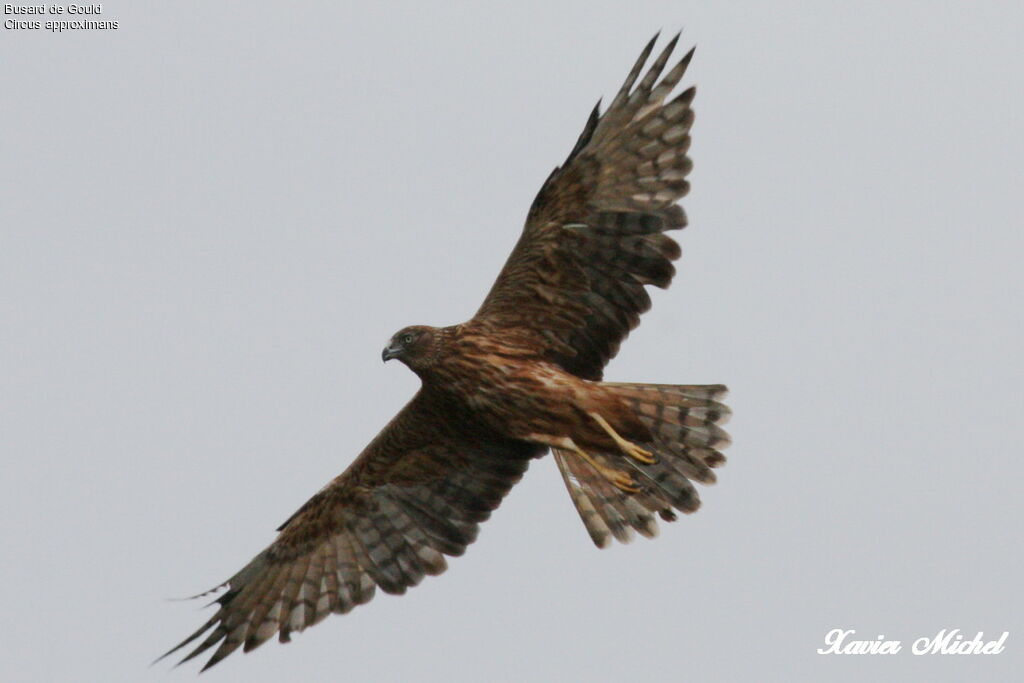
[163,32,730,671]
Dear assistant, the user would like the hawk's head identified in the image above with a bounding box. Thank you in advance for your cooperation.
[382,325,440,371]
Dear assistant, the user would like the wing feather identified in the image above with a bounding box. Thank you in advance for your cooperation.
[161,389,540,670]
[475,34,696,380]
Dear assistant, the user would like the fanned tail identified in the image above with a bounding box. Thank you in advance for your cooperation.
[555,383,730,547]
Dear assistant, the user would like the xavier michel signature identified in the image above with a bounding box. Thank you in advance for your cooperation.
[818,629,1008,656]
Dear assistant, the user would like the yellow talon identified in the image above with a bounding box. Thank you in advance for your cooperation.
[569,441,640,494]
[624,442,655,465]
[589,412,656,465]
[610,471,641,494]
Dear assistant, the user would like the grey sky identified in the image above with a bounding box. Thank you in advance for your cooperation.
[2,2,1022,681]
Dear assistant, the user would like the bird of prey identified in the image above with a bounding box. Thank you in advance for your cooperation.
[163,33,730,671]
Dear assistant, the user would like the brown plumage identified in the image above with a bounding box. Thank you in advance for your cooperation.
[162,32,730,671]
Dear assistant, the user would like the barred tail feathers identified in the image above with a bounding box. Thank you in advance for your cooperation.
[554,382,730,548]
[607,382,730,480]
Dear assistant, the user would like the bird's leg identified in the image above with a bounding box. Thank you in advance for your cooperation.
[566,439,640,494]
[588,412,656,465]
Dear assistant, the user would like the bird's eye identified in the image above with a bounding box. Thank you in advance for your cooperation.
[401,333,414,345]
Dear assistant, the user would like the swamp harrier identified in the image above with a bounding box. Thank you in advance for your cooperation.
[163,33,731,671]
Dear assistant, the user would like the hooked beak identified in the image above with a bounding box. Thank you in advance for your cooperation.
[382,344,400,362]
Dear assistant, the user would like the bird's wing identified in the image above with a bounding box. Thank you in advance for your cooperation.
[161,389,541,671]
[474,34,695,380]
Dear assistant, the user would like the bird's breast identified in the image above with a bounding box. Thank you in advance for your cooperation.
[432,349,587,438]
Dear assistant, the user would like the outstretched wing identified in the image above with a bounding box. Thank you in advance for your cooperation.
[161,390,540,671]
[475,34,696,380]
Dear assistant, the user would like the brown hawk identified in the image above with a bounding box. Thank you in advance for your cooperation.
[163,33,730,671]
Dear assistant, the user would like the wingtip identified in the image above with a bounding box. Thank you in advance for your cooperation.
[153,634,191,666]
[650,28,684,49]
[151,642,185,668]
[663,31,681,54]
[165,580,229,603]
[152,640,187,668]
[199,657,221,673]
[154,608,224,671]
[680,44,697,71]
[637,32,660,64]
[676,45,697,80]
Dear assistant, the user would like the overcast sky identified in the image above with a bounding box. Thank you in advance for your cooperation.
[2,2,1022,681]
